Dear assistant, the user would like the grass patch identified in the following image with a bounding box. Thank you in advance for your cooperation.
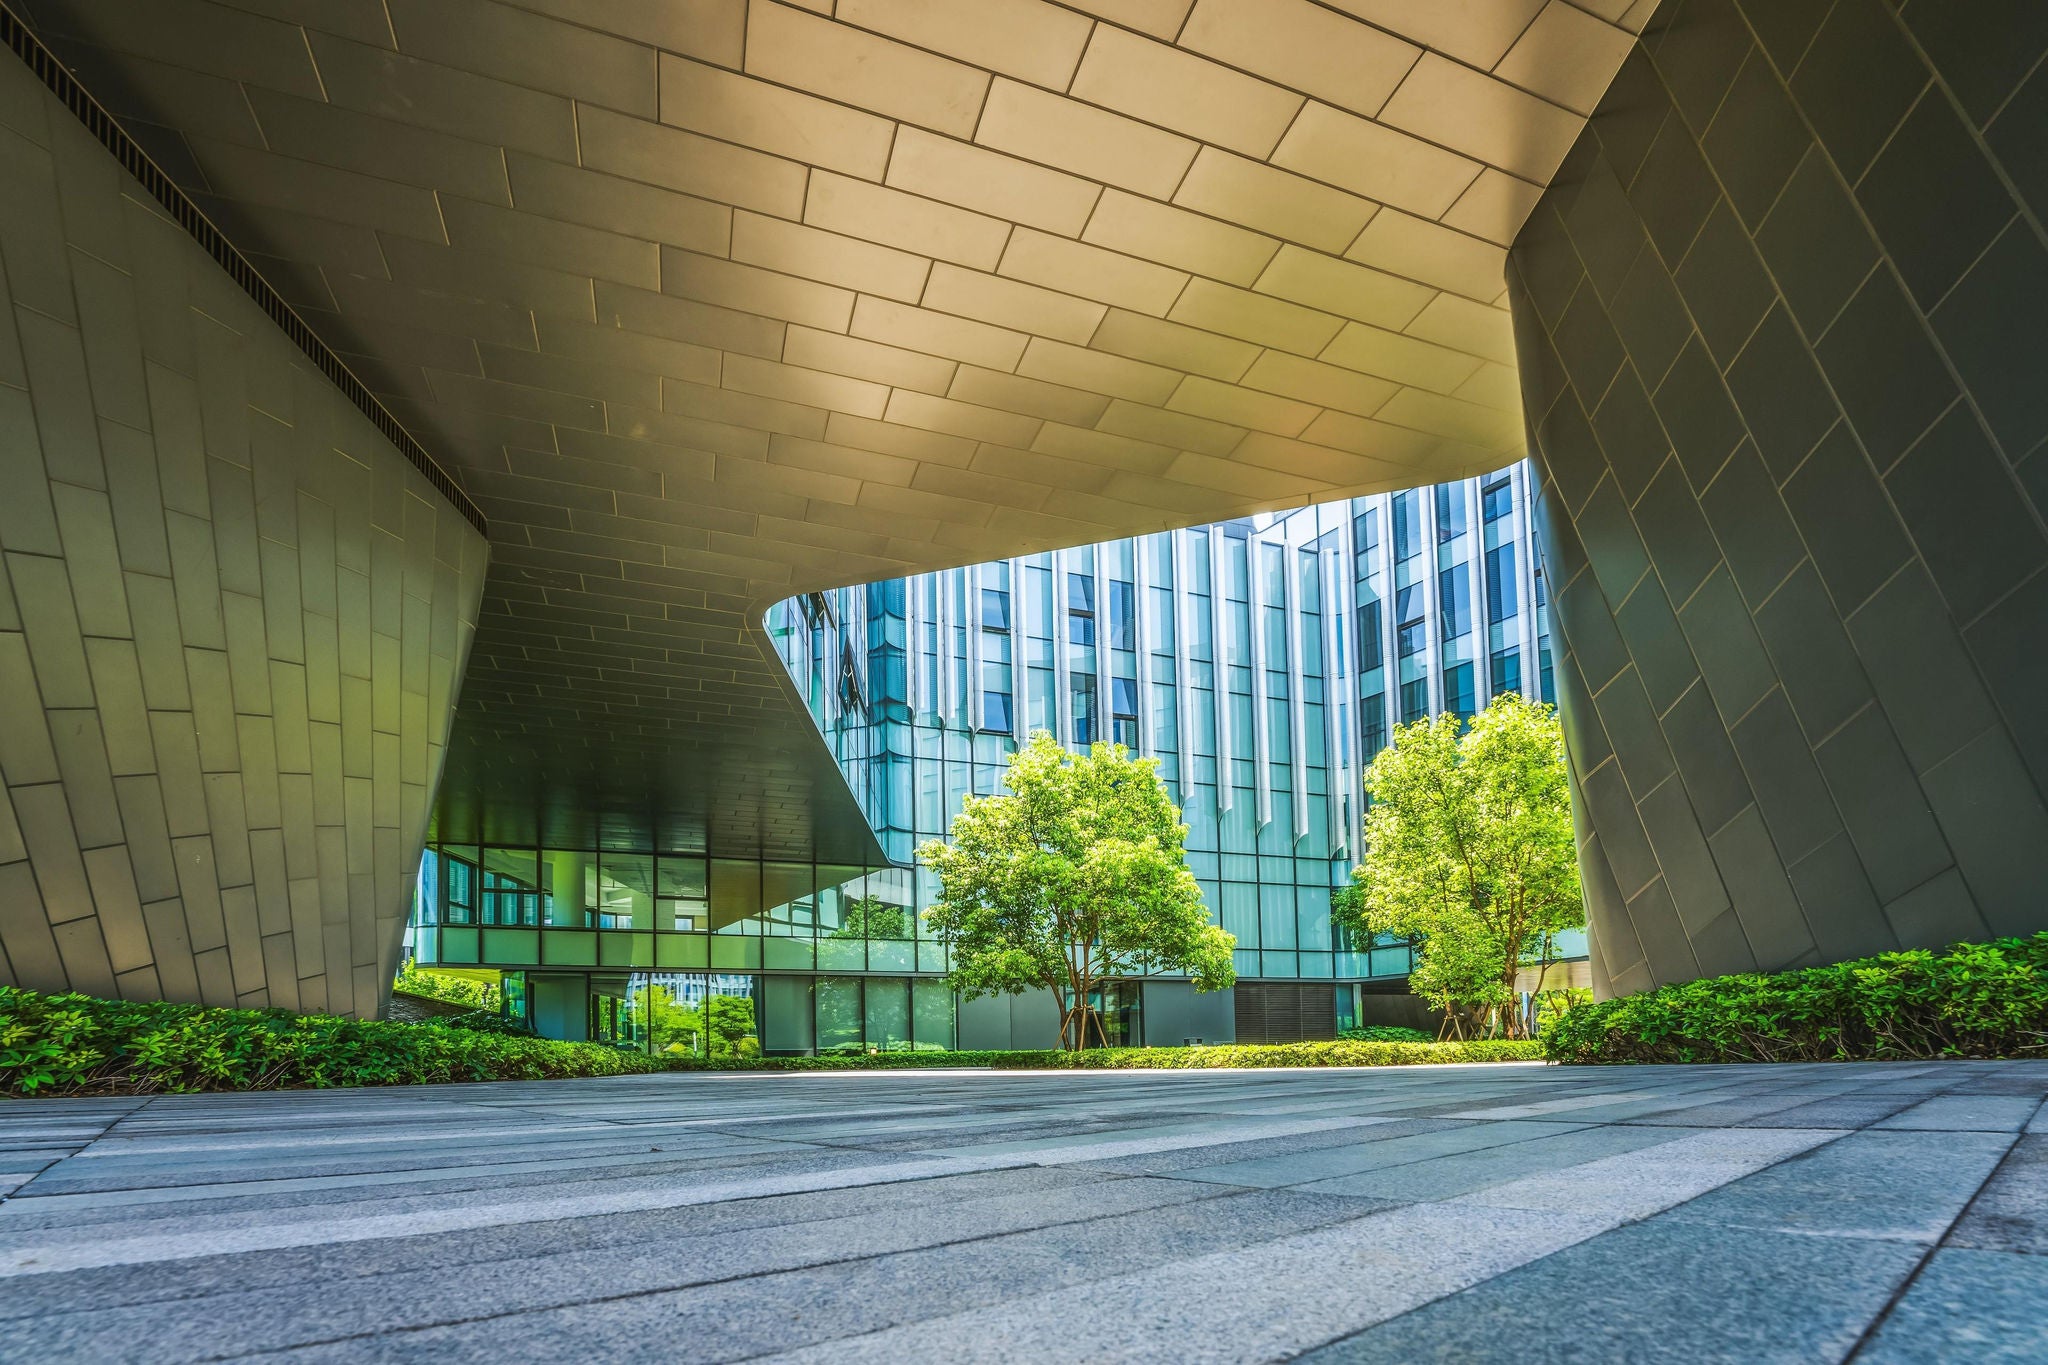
[1542,934,2048,1064]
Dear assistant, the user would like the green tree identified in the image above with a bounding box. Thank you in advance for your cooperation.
[830,894,908,940]
[1334,693,1583,1039]
[919,732,1236,1050]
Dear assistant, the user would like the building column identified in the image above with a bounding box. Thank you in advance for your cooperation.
[1509,2,2048,994]
[0,40,487,1018]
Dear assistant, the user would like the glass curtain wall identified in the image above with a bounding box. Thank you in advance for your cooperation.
[411,464,1576,1050]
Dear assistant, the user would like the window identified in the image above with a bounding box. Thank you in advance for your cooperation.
[1392,491,1419,561]
[980,587,1010,630]
[1540,643,1556,703]
[1434,483,1467,542]
[446,856,475,918]
[1352,508,1378,559]
[1485,543,1518,623]
[1072,673,1098,744]
[1356,598,1383,672]
[1439,563,1470,640]
[1491,649,1521,698]
[1067,574,1095,646]
[1534,566,1548,611]
[1111,676,1139,748]
[1395,585,1424,657]
[484,868,539,926]
[1108,579,1135,650]
[1361,693,1387,757]
[1443,661,1475,719]
[837,642,866,716]
[1400,677,1429,722]
[1482,477,1512,524]
[982,690,1013,733]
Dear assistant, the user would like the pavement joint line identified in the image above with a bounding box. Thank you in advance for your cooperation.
[165,1178,1287,1362]
[10,1065,2046,1359]
[0,1141,840,1215]
[0,1114,1381,1276]
[1838,1096,2046,1362]
[0,1101,142,1206]
[1273,1122,1879,1361]
[0,1163,1141,1325]
[747,1134,1843,1364]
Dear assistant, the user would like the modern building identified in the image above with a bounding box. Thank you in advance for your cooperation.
[408,467,1587,1049]
[1,2,2043,1040]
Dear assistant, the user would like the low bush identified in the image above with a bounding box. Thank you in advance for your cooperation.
[1338,1024,1435,1043]
[1542,934,2048,1064]
[0,987,669,1096]
[993,1039,1544,1068]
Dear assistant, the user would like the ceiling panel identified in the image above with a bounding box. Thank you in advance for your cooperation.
[19,0,1654,856]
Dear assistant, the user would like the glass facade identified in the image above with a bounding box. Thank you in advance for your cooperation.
[409,462,1576,1048]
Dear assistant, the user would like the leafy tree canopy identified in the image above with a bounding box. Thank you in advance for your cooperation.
[1334,693,1583,1038]
[918,732,1235,1049]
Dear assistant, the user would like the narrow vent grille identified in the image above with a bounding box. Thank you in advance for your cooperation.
[1234,983,1338,1044]
[0,5,487,540]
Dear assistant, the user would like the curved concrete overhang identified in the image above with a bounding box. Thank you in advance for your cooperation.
[13,0,1655,860]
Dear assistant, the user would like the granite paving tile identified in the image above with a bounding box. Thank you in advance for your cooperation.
[1876,1094,2043,1132]
[1301,1219,1926,1364]
[1946,1134,2048,1255]
[1858,1248,2048,1363]
[1655,1128,2013,1243]
[1168,1119,1594,1189]
[0,1063,2040,1360]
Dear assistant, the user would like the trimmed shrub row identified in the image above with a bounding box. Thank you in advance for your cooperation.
[990,1039,1544,1068]
[0,987,670,1096]
[674,1049,1052,1072]
[670,1041,1540,1071]
[1338,1024,1436,1043]
[1,987,1546,1096]
[1542,934,2048,1064]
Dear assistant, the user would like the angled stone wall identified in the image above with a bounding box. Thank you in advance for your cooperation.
[1510,0,2048,995]
[0,49,487,1017]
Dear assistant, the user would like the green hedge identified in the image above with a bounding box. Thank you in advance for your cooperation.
[0,987,1546,1096]
[1338,1024,1436,1043]
[673,1050,1053,1072]
[990,1039,1543,1068]
[682,1042,1539,1071]
[1542,934,2048,1064]
[0,987,671,1096]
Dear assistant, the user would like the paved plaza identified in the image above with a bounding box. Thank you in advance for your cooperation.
[2,1062,2046,1362]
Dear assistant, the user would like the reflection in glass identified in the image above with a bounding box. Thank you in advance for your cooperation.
[912,977,954,1051]
[658,857,708,931]
[865,976,910,1051]
[539,850,594,926]
[598,853,653,929]
[763,975,814,1054]
[817,976,863,1053]
[711,859,761,934]
[644,971,759,1059]
[763,862,817,937]
[483,849,539,925]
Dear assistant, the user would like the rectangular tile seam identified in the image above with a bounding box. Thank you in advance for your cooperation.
[0,1,489,541]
